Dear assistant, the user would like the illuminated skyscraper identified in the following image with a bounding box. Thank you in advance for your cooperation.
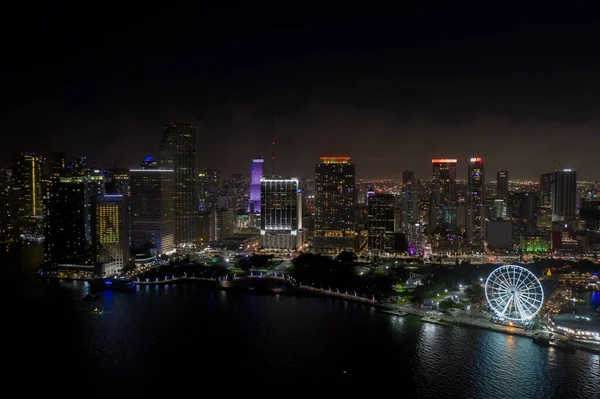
[12,152,44,238]
[314,156,356,249]
[105,168,129,196]
[223,173,249,211]
[44,176,92,266]
[402,180,422,254]
[366,186,376,205]
[51,152,66,177]
[159,122,197,247]
[539,172,553,207]
[248,158,264,213]
[0,170,15,244]
[537,172,554,232]
[551,169,577,222]
[92,195,129,275]
[368,193,395,253]
[130,169,175,254]
[466,157,485,247]
[497,170,509,199]
[140,156,158,170]
[198,168,220,212]
[260,177,302,249]
[429,159,457,234]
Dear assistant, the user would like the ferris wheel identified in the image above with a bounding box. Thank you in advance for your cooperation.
[485,265,544,322]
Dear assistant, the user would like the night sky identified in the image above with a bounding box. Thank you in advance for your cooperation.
[3,5,600,180]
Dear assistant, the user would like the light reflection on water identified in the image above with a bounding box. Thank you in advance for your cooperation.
[23,273,600,397]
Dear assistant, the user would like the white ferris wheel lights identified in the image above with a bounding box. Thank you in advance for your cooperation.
[484,265,544,322]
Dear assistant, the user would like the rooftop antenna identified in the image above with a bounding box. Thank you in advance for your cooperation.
[272,141,275,177]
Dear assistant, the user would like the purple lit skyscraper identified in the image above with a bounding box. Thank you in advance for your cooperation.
[248,158,264,213]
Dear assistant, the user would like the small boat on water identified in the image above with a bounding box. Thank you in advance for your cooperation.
[381,309,408,317]
[532,331,552,346]
[421,313,444,324]
[92,307,103,315]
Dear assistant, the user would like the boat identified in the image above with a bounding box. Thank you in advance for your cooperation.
[548,337,575,352]
[89,276,136,291]
[532,332,552,346]
[380,309,408,317]
[421,313,444,324]
[92,307,103,315]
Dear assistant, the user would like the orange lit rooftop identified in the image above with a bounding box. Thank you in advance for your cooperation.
[432,158,457,163]
[320,156,351,164]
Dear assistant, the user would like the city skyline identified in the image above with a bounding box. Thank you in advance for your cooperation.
[1,147,593,184]
[3,6,600,180]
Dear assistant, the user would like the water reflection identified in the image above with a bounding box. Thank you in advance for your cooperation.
[12,242,600,399]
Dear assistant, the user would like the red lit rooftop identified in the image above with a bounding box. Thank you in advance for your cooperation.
[320,156,351,164]
[432,158,457,163]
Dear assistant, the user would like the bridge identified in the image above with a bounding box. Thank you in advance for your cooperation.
[133,276,219,285]
[133,273,377,304]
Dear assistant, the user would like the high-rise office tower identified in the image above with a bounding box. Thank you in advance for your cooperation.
[198,168,220,212]
[210,207,235,241]
[140,156,158,170]
[12,152,44,238]
[580,199,600,252]
[86,171,105,197]
[366,186,376,205]
[429,159,457,234]
[248,158,264,213]
[314,156,356,249]
[539,172,553,207]
[260,177,302,249]
[0,171,14,244]
[537,172,554,232]
[493,199,508,219]
[466,157,485,247]
[129,169,175,255]
[551,169,577,222]
[368,193,395,253]
[70,156,89,177]
[105,168,129,195]
[51,152,66,177]
[402,180,422,255]
[12,152,44,219]
[497,170,509,199]
[509,192,538,246]
[159,122,197,247]
[223,173,249,211]
[44,176,92,266]
[92,194,129,275]
[402,170,415,185]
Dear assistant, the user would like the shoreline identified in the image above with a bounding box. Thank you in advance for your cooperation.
[42,274,600,350]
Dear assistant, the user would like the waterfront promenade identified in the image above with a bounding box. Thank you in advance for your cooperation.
[130,274,535,339]
[132,273,378,304]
